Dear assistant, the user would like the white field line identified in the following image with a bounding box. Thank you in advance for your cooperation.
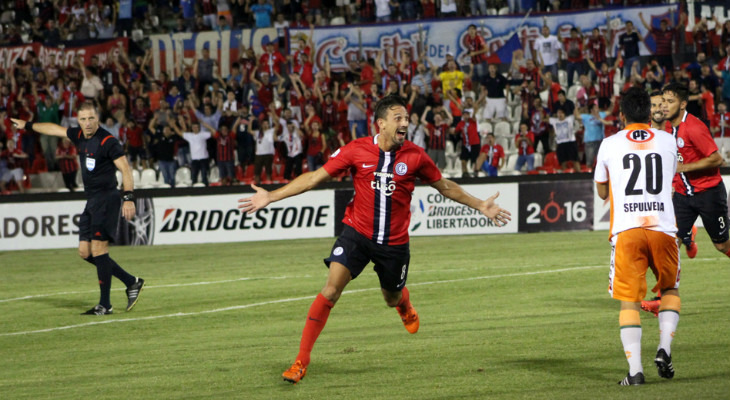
[1,265,603,337]
[0,275,314,303]
[2,255,716,305]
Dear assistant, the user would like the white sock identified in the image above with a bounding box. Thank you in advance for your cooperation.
[620,327,643,375]
[658,310,679,356]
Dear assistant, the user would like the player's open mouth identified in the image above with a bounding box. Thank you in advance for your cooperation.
[396,130,407,138]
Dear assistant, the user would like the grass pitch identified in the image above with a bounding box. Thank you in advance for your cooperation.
[1,230,729,399]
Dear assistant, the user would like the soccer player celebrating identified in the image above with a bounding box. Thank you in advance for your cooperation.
[663,83,728,260]
[11,102,145,315]
[238,94,511,384]
[594,87,680,385]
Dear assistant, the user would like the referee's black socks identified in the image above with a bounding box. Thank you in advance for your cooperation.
[94,254,136,288]
[94,254,113,309]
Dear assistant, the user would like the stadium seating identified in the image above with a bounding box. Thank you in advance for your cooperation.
[132,169,141,187]
[208,166,220,185]
[537,152,560,173]
[505,153,518,171]
[444,140,460,177]
[511,105,522,122]
[140,168,159,188]
[567,85,581,103]
[558,70,568,88]
[495,136,512,154]
[494,121,512,137]
[156,170,171,188]
[175,167,192,187]
[534,152,544,168]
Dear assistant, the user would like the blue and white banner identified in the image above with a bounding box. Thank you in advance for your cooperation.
[149,28,278,79]
[289,4,677,72]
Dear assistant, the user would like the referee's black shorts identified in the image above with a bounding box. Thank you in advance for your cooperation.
[79,190,122,243]
[673,182,729,245]
[324,225,410,292]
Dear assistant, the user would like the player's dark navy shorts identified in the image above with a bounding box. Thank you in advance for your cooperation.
[673,181,729,245]
[324,225,410,292]
[460,145,480,163]
[79,190,122,243]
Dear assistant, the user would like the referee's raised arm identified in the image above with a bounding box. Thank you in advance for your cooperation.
[10,118,68,138]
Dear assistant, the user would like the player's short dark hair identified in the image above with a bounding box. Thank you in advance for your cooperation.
[620,87,651,124]
[374,94,408,122]
[649,90,663,98]
[662,82,688,102]
[78,100,99,115]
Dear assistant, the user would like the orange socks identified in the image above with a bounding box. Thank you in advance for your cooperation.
[296,293,334,366]
[396,287,411,314]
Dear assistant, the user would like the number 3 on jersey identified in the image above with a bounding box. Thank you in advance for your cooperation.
[623,153,663,196]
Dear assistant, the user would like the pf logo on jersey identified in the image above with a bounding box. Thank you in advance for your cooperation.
[395,162,408,176]
[627,129,654,143]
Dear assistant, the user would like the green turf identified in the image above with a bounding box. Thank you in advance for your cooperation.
[1,230,729,399]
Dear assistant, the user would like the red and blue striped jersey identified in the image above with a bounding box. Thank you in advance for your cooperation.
[323,136,442,245]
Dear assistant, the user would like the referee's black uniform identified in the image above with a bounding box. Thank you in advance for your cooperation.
[67,126,144,315]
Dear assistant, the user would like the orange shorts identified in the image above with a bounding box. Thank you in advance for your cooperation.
[609,228,680,302]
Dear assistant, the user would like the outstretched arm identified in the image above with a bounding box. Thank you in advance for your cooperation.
[430,178,511,226]
[238,167,332,214]
[10,118,67,138]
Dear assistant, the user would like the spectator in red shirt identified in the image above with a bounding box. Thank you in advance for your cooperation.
[453,109,481,177]
[304,120,327,172]
[121,118,148,170]
[475,132,505,177]
[711,102,730,138]
[358,57,375,95]
[398,49,418,85]
[61,81,85,124]
[208,122,236,186]
[320,93,338,132]
[0,139,28,194]
[55,137,79,191]
[514,122,535,172]
[542,71,562,113]
[586,54,621,105]
[560,28,585,88]
[259,41,286,79]
[586,25,609,69]
[421,105,451,171]
[421,0,435,18]
[465,24,489,83]
[639,12,677,71]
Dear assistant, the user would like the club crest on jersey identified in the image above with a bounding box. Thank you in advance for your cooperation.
[86,157,96,171]
[627,129,654,143]
[677,137,685,148]
[395,162,408,176]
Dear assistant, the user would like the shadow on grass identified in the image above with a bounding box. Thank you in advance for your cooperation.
[31,296,91,310]
[498,356,618,382]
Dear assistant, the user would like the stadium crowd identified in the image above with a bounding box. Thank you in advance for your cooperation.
[1,0,730,193]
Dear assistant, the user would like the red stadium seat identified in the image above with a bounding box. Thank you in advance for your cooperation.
[537,152,560,172]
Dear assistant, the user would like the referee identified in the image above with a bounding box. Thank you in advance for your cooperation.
[12,102,145,315]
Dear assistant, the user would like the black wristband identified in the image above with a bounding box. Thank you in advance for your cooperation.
[122,191,135,202]
[25,122,34,133]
